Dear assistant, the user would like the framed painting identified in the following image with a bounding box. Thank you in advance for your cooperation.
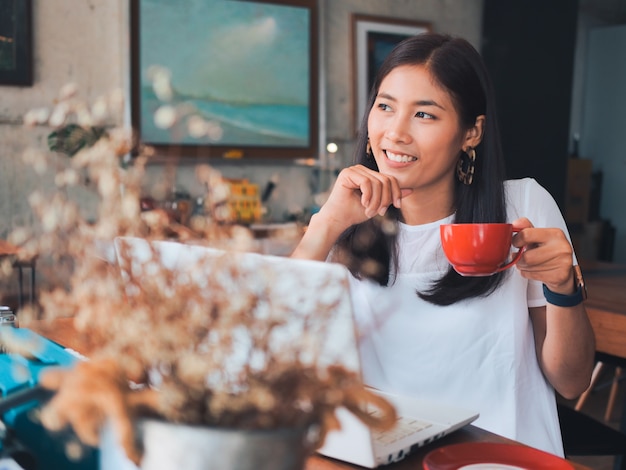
[0,0,33,86]
[352,14,431,130]
[130,0,318,161]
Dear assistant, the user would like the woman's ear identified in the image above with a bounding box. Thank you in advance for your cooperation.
[464,115,485,148]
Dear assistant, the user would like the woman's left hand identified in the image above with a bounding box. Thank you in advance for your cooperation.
[511,217,575,294]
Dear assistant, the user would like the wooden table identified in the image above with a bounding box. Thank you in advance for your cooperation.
[29,318,591,470]
[581,260,626,361]
[306,423,592,469]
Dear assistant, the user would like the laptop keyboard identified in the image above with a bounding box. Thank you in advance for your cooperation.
[372,416,433,445]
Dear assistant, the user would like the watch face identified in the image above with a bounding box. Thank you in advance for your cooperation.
[574,265,587,300]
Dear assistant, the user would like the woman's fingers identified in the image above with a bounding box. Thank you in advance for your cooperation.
[318,165,410,231]
[512,218,574,289]
[343,166,404,217]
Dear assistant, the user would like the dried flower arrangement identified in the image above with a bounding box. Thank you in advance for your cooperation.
[3,85,396,466]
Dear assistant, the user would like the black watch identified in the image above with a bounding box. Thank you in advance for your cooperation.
[542,265,587,307]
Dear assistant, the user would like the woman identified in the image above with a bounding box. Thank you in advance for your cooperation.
[291,33,595,456]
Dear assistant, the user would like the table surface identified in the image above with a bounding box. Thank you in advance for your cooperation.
[28,317,591,470]
[0,240,19,256]
[305,424,590,469]
[582,260,626,313]
[580,260,626,359]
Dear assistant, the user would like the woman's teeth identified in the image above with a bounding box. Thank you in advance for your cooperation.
[386,150,417,163]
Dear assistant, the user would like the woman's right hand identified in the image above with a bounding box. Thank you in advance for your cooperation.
[290,165,410,261]
[317,165,408,230]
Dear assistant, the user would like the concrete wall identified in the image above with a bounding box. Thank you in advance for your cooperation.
[0,0,128,232]
[0,0,483,238]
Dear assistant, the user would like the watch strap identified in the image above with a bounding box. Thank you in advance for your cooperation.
[542,283,585,307]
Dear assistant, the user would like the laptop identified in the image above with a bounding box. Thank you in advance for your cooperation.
[113,236,478,468]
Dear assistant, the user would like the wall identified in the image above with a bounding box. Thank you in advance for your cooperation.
[568,10,625,263]
[569,12,608,150]
[481,0,579,211]
[579,25,626,263]
[0,0,484,238]
[0,0,128,234]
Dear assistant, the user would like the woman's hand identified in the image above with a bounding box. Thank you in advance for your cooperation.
[291,165,411,261]
[318,165,411,229]
[511,217,575,294]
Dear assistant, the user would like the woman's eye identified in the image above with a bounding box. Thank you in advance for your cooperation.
[415,111,434,119]
[376,103,391,111]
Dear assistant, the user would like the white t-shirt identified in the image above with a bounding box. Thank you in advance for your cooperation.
[350,178,572,456]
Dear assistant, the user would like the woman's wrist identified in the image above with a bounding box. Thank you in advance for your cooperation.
[542,284,585,307]
[290,213,344,261]
[543,265,587,307]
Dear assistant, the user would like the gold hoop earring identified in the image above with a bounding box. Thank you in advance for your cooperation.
[456,147,476,185]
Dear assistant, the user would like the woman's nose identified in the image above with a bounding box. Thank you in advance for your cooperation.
[384,116,412,143]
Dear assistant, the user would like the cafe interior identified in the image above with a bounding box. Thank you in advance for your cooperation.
[0,0,626,469]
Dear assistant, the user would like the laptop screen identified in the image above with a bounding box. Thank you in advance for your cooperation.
[114,236,362,379]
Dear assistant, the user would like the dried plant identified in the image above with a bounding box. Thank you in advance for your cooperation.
[3,86,396,464]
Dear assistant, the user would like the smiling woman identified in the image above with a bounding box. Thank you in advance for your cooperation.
[291,31,596,458]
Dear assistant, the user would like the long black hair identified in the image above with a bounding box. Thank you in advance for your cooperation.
[334,33,508,306]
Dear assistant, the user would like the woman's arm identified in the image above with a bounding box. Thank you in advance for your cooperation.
[514,218,595,399]
[529,302,595,399]
[290,212,347,261]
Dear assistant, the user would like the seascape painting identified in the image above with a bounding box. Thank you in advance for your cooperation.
[138,0,312,149]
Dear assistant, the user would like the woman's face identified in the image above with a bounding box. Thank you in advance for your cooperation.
[367,64,478,194]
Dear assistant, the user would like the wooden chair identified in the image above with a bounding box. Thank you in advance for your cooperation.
[576,361,624,422]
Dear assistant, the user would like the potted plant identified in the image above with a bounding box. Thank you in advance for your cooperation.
[5,88,396,470]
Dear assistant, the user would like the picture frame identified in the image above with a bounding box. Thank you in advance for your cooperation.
[352,14,431,131]
[0,0,33,86]
[130,0,318,161]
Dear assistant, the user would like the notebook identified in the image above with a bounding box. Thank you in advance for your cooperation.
[113,236,478,468]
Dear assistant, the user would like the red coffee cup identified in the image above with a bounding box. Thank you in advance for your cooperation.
[440,223,524,277]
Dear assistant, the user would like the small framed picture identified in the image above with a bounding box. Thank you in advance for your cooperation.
[0,0,33,86]
[352,14,431,131]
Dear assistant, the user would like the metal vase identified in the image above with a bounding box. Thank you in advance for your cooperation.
[139,419,314,470]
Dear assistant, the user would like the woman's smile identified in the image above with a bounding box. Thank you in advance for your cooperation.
[384,149,418,163]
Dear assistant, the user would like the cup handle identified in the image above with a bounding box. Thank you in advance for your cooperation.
[495,229,524,273]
